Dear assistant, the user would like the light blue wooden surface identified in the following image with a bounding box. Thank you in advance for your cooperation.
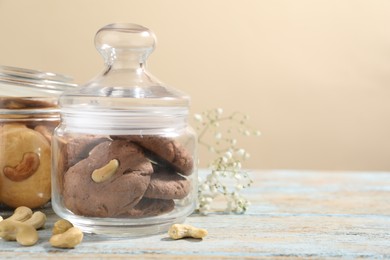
[1,170,389,259]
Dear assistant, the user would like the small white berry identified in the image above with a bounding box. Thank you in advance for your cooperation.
[194,114,203,122]
[210,186,218,193]
[237,149,246,157]
[205,197,213,203]
[224,151,233,159]
[236,184,243,190]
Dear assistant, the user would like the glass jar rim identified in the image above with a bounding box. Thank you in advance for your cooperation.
[0,65,73,83]
[0,65,77,96]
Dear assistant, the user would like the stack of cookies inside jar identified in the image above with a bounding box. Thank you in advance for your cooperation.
[54,133,195,218]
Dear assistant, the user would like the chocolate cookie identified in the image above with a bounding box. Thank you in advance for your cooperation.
[63,140,153,217]
[55,135,109,195]
[113,135,194,176]
[59,135,109,168]
[125,198,175,217]
[144,169,191,200]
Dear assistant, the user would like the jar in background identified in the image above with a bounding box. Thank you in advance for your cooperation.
[0,66,76,210]
[51,23,197,236]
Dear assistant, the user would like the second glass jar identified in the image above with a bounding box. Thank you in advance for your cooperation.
[0,66,76,211]
[51,23,197,236]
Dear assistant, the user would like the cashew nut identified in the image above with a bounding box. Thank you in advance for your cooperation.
[6,206,33,222]
[3,152,40,182]
[50,219,83,248]
[0,207,45,246]
[91,159,119,183]
[0,220,39,246]
[168,224,208,239]
[49,227,83,249]
[23,211,46,230]
[52,219,73,235]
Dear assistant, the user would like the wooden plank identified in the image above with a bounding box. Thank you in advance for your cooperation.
[0,170,389,259]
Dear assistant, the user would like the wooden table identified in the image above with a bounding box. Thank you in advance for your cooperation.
[1,170,389,259]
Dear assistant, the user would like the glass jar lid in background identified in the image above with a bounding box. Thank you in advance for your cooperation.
[0,65,77,97]
[0,65,77,119]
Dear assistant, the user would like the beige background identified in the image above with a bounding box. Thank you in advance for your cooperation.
[0,0,389,171]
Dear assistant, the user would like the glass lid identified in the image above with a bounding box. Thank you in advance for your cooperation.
[0,65,77,97]
[60,23,190,111]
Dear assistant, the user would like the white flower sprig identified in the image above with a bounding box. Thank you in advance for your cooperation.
[193,108,260,215]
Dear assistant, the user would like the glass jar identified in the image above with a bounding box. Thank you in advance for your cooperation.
[51,23,197,236]
[0,66,76,211]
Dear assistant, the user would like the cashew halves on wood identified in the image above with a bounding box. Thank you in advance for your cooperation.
[91,159,119,183]
[52,219,73,235]
[0,220,39,246]
[168,224,208,239]
[50,219,83,248]
[6,206,33,222]
[50,227,84,248]
[3,152,40,182]
[23,211,47,230]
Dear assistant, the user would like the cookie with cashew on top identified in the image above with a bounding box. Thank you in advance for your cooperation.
[63,140,154,217]
[0,124,51,208]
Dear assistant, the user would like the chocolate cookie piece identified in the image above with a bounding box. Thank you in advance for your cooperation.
[144,169,191,200]
[63,140,153,217]
[59,135,109,168]
[55,135,109,195]
[126,198,175,217]
[112,135,194,176]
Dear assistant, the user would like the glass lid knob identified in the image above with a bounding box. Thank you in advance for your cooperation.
[94,23,156,65]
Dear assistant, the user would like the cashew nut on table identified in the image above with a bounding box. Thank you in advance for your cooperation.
[168,224,208,239]
[52,219,74,235]
[5,206,33,222]
[0,207,83,248]
[49,219,83,248]
[0,206,46,246]
[23,211,47,229]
